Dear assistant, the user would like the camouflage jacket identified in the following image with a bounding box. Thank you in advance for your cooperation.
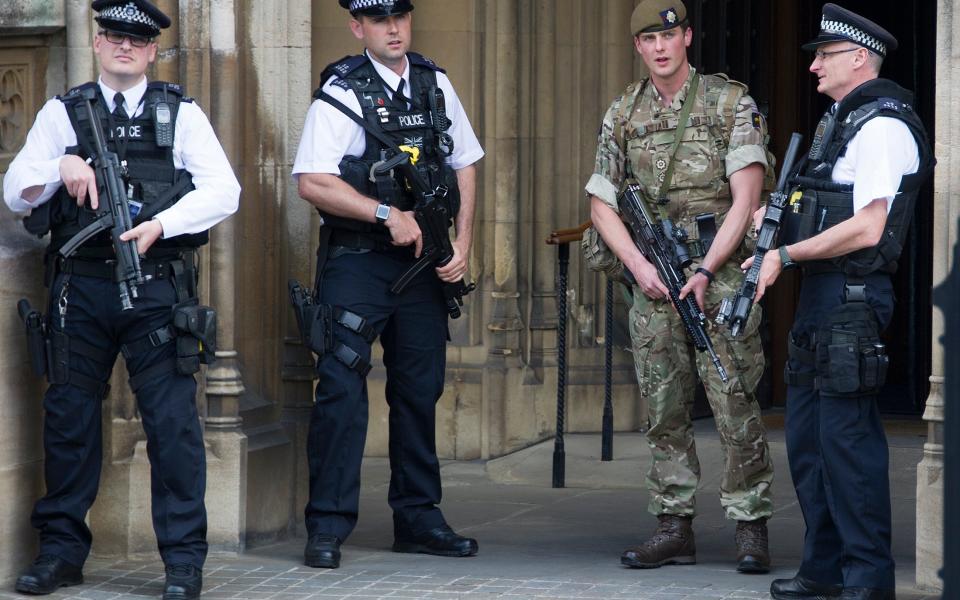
[585,67,773,244]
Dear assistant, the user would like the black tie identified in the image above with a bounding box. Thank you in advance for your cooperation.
[113,92,128,120]
[395,78,410,108]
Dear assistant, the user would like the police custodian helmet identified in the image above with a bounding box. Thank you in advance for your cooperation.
[802,3,898,57]
[92,0,171,38]
[631,0,687,36]
[339,0,415,17]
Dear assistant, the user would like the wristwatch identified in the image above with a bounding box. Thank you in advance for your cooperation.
[375,203,391,225]
[778,245,796,269]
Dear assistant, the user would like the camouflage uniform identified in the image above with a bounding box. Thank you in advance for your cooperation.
[585,67,774,522]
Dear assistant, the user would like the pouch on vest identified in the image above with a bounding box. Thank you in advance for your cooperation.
[814,302,888,396]
[581,226,628,284]
[780,189,819,246]
[172,298,217,375]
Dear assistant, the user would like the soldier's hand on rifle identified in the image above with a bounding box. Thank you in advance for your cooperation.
[386,209,423,257]
[627,255,669,300]
[741,250,782,303]
[119,219,163,255]
[436,238,469,283]
[679,271,709,311]
[60,155,99,210]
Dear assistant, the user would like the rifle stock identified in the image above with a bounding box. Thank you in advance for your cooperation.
[716,132,804,336]
[619,182,728,382]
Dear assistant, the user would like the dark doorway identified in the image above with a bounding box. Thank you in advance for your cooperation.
[685,0,936,416]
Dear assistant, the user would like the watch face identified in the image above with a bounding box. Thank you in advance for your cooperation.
[376,204,391,222]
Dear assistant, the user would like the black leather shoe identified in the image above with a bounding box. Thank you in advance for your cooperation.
[393,524,478,557]
[839,588,895,600]
[304,534,341,568]
[770,575,843,599]
[163,564,202,600]
[15,555,83,595]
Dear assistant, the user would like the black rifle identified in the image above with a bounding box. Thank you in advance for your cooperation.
[716,132,804,336]
[57,87,147,310]
[619,182,728,382]
[385,152,476,319]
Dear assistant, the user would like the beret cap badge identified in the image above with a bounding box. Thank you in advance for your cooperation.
[661,9,678,26]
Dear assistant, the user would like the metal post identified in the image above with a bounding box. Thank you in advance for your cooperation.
[934,217,959,596]
[601,277,614,461]
[553,243,569,488]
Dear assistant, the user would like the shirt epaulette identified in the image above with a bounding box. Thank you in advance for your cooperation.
[57,82,98,103]
[320,54,368,87]
[329,78,351,91]
[407,52,446,74]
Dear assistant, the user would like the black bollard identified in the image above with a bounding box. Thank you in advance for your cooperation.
[601,277,614,461]
[933,217,959,596]
[553,243,569,488]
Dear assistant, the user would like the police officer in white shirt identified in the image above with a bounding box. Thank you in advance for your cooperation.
[291,0,483,570]
[3,1,240,598]
[745,5,934,600]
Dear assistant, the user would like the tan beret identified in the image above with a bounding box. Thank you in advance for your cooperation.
[630,0,687,35]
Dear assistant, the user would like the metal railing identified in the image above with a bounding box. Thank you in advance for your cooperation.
[546,220,618,488]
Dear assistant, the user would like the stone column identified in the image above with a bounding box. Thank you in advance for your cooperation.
[203,0,248,553]
[65,0,94,86]
[915,0,953,590]
[480,0,525,459]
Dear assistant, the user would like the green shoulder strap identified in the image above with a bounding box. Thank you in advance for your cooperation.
[653,73,701,212]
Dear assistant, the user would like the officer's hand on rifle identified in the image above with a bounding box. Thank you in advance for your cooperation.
[751,205,765,236]
[59,155,99,210]
[741,250,782,303]
[436,238,469,283]
[385,209,423,258]
[679,270,709,311]
[119,219,164,255]
[627,254,669,300]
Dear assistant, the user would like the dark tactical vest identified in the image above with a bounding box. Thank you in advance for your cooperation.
[25,81,204,257]
[784,78,934,276]
[313,53,459,241]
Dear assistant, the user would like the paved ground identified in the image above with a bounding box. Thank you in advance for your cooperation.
[1,419,941,599]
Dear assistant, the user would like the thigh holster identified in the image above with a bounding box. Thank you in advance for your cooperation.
[288,279,377,377]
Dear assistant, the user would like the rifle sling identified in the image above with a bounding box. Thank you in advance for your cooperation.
[654,73,701,220]
[318,91,406,157]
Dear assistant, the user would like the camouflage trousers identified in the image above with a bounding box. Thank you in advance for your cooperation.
[629,261,774,521]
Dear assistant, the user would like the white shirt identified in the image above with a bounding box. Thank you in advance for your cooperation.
[831,115,920,214]
[2,77,241,239]
[292,51,484,178]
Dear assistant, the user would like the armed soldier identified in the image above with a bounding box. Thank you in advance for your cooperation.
[2,1,240,598]
[291,0,483,569]
[586,0,775,573]
[747,5,934,600]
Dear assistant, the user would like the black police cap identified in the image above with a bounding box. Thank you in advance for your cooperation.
[339,0,414,17]
[92,0,170,38]
[802,3,898,57]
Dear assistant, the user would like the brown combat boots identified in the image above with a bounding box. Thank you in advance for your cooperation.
[735,517,771,573]
[620,514,696,568]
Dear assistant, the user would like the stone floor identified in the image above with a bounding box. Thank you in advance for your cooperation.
[0,419,941,599]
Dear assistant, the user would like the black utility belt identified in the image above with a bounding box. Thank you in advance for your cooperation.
[327,229,414,257]
[51,250,195,282]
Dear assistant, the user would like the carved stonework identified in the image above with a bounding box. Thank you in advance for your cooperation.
[0,65,28,161]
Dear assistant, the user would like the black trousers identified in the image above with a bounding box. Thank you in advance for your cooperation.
[31,270,207,569]
[305,249,449,542]
[785,271,895,590]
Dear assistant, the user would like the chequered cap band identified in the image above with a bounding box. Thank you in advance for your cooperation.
[349,0,397,11]
[98,2,159,33]
[821,18,886,55]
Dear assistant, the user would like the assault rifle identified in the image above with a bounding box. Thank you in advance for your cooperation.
[57,87,147,310]
[619,182,728,382]
[383,151,476,319]
[716,132,804,336]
